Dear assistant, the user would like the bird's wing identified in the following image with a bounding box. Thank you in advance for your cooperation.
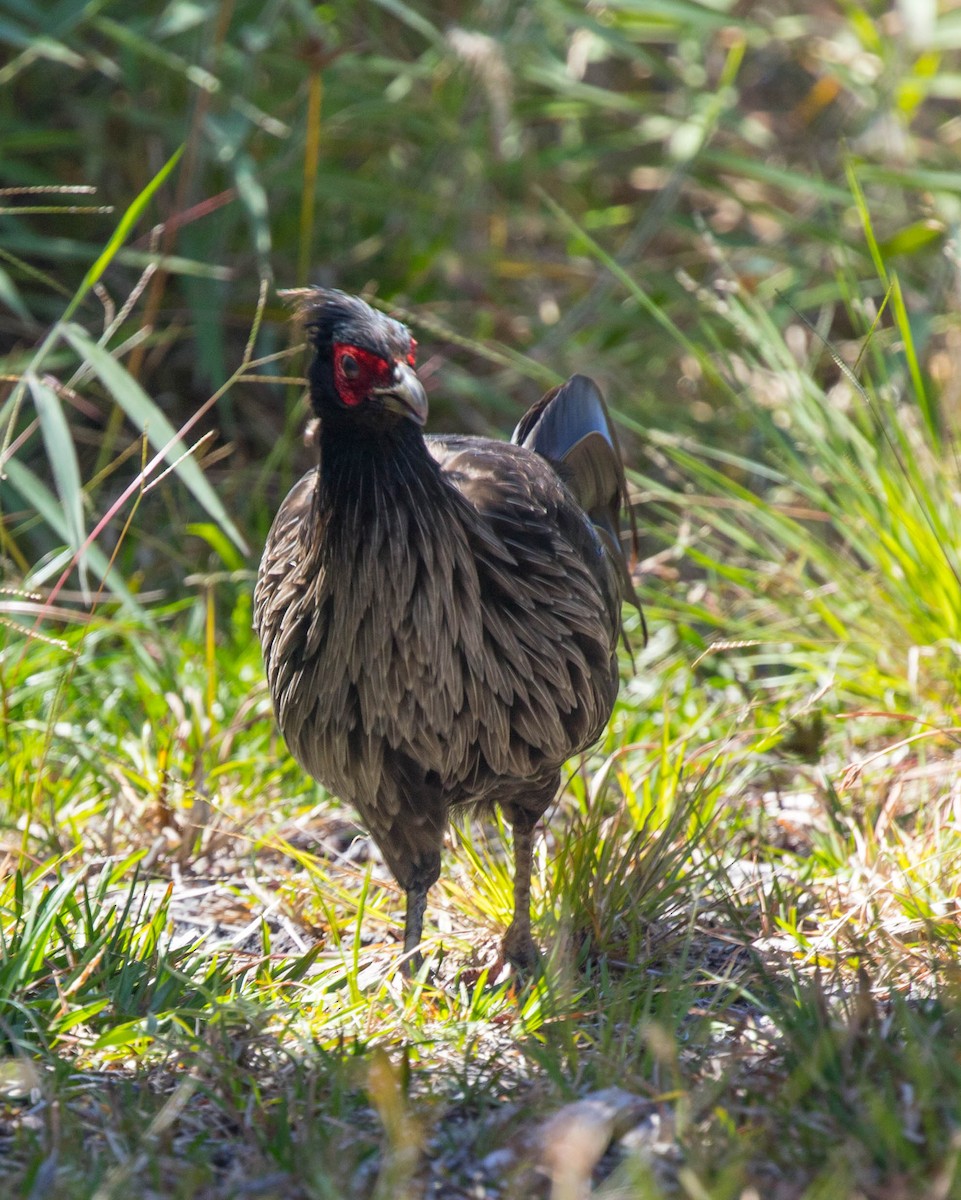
[253,468,324,734]
[426,435,622,771]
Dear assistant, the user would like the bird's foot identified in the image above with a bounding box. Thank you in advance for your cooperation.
[501,921,541,973]
[399,949,424,979]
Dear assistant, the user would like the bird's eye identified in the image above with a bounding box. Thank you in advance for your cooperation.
[334,344,390,406]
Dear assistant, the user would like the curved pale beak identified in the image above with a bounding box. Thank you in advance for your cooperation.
[376,361,429,426]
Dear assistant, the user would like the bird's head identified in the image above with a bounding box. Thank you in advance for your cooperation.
[287,289,428,430]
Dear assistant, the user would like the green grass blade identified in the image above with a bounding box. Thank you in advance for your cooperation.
[2,456,140,610]
[59,323,247,553]
[62,145,183,322]
[890,271,935,439]
[25,373,88,593]
[0,263,30,320]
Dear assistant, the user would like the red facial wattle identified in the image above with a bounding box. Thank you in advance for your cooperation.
[333,344,393,407]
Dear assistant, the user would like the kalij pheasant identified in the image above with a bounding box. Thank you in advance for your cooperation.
[254,290,638,969]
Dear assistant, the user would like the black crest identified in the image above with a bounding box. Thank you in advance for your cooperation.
[284,288,408,355]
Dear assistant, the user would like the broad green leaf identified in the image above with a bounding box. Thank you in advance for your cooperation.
[26,373,88,592]
[53,999,111,1033]
[186,522,245,571]
[93,16,220,92]
[63,144,184,321]
[370,0,445,47]
[890,272,935,441]
[59,323,248,554]
[90,1019,156,1052]
[0,230,232,278]
[233,152,271,261]
[0,264,30,320]
[2,456,142,613]
[155,1,208,38]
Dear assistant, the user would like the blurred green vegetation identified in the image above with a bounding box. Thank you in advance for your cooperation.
[5,0,961,518]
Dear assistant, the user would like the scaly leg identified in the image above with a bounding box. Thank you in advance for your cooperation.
[501,807,541,969]
[401,852,441,974]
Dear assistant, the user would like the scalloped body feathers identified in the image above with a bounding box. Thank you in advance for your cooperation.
[255,292,635,968]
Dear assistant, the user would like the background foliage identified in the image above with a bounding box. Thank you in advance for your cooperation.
[2,1,961,1197]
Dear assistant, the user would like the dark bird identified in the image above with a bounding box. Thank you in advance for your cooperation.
[254,290,639,969]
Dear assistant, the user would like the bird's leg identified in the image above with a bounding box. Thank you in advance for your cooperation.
[403,885,428,967]
[401,852,440,974]
[501,807,541,970]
